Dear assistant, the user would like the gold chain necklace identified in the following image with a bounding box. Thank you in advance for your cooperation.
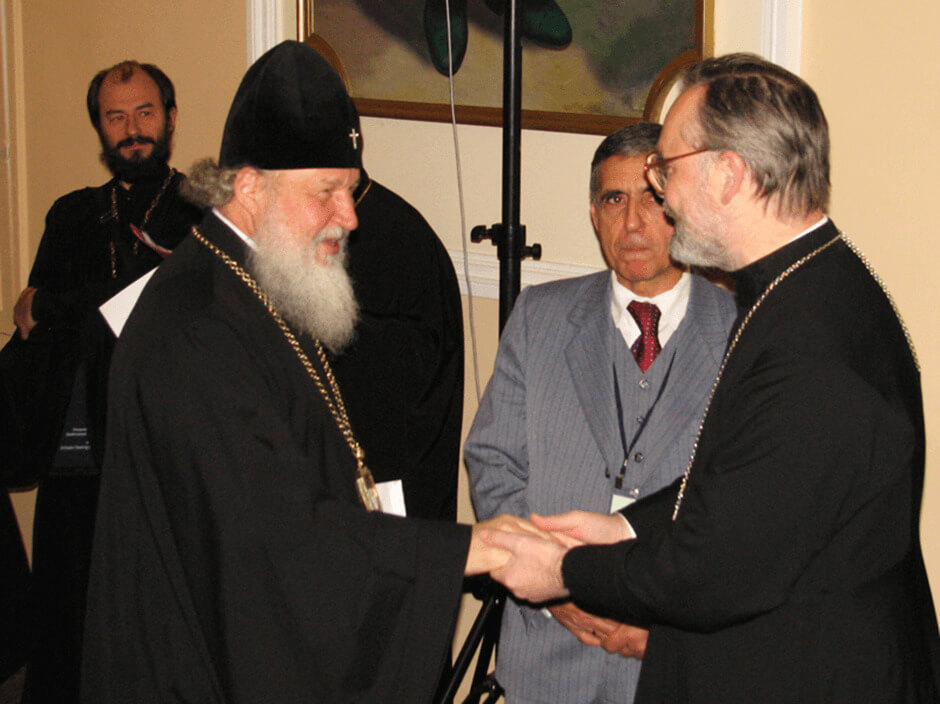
[108,169,176,278]
[190,226,382,512]
[672,234,839,519]
[354,177,372,207]
[841,235,919,372]
[672,232,919,519]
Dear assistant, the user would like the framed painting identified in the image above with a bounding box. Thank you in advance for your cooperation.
[302,0,703,135]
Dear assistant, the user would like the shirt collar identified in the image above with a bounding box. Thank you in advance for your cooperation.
[610,270,691,348]
[786,215,830,246]
[212,207,257,251]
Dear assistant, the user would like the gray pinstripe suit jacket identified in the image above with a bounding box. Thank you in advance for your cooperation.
[466,271,735,704]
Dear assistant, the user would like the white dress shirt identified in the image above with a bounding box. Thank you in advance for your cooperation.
[609,269,692,349]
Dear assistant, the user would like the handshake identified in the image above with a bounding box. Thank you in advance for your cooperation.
[463,510,648,660]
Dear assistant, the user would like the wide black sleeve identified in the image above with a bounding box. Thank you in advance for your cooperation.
[563,349,915,632]
[87,310,470,703]
[28,190,111,329]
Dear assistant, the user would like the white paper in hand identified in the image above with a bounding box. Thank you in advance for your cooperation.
[99,267,158,337]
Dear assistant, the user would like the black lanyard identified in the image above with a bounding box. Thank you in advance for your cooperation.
[611,346,676,490]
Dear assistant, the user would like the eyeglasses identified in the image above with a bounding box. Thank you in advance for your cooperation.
[643,148,711,196]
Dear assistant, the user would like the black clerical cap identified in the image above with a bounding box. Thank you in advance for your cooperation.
[219,40,362,170]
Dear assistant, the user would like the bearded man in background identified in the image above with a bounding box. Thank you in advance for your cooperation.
[2,59,199,704]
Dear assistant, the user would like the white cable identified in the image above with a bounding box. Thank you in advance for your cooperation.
[444,0,483,405]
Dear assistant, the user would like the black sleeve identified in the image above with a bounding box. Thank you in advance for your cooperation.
[564,354,912,632]
[28,190,111,329]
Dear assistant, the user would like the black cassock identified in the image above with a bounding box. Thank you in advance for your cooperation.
[23,164,201,467]
[332,175,464,521]
[0,491,30,683]
[565,220,940,703]
[82,213,470,704]
[11,165,200,704]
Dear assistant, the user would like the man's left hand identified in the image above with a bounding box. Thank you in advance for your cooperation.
[548,601,648,660]
[548,601,615,646]
[599,623,648,660]
[465,514,553,576]
[530,510,630,546]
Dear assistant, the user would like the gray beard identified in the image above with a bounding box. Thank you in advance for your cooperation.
[665,203,736,272]
[248,223,358,354]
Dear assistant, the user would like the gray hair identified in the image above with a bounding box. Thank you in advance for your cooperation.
[589,122,661,200]
[180,158,242,208]
[680,53,830,218]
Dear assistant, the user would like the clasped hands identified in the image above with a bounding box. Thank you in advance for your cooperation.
[466,510,647,659]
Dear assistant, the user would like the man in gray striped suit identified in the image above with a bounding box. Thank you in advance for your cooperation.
[466,122,735,704]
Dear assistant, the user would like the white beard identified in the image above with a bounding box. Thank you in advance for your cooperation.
[248,220,358,354]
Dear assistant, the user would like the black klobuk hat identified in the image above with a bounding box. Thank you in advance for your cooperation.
[219,40,362,170]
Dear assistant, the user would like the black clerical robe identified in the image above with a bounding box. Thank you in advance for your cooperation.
[15,164,201,470]
[82,213,470,703]
[12,165,200,704]
[564,220,940,703]
[332,175,464,521]
[0,491,30,682]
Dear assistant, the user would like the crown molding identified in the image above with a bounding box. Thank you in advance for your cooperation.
[447,249,603,300]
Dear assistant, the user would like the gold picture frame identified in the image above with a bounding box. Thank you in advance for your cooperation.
[300,0,703,135]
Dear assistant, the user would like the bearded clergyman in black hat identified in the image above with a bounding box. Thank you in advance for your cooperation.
[81,40,513,703]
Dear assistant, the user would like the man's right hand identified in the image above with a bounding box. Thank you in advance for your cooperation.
[13,287,37,339]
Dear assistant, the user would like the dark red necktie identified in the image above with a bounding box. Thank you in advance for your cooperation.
[627,301,661,373]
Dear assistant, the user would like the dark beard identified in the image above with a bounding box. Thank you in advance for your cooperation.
[99,126,173,183]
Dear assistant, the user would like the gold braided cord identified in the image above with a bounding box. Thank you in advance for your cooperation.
[841,234,919,372]
[353,177,373,207]
[672,232,919,520]
[108,169,177,278]
[190,226,381,511]
[672,233,840,519]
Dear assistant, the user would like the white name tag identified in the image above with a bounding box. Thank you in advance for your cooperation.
[610,494,635,513]
[377,479,407,517]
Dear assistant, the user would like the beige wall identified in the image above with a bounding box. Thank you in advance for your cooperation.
[4,0,940,674]
[801,0,940,587]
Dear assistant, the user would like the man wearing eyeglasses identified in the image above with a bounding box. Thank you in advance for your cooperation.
[466,122,735,704]
[483,53,940,703]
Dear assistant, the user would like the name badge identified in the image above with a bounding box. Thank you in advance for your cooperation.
[377,479,407,517]
[610,494,635,513]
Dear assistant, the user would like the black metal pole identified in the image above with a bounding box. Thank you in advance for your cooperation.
[454,2,542,700]
[469,0,541,330]
[497,0,524,332]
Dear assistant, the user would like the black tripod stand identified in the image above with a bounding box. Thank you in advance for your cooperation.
[439,1,541,702]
